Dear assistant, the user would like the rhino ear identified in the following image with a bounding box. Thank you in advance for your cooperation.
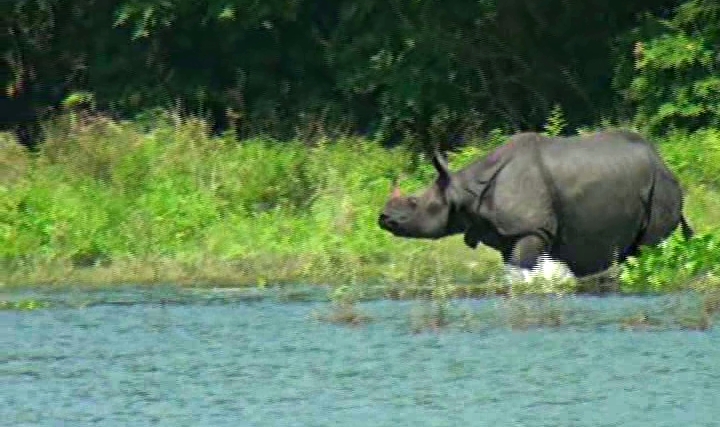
[432,149,451,187]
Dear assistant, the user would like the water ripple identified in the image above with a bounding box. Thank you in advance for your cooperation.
[2,290,720,426]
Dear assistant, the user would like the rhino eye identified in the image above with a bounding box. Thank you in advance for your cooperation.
[427,201,443,214]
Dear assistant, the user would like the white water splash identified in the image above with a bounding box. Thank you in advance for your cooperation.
[504,255,575,285]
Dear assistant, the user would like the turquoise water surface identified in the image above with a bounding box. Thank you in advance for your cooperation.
[2,287,719,426]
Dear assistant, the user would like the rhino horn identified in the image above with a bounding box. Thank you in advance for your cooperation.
[390,176,403,198]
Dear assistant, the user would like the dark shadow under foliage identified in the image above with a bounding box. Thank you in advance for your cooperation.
[1,0,694,150]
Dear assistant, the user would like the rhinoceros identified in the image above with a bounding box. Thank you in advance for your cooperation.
[378,130,693,279]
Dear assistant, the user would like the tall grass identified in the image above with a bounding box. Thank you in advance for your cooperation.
[0,113,501,289]
[1,113,718,294]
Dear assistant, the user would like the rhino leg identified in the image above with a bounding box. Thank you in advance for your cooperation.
[501,234,548,284]
[506,234,547,270]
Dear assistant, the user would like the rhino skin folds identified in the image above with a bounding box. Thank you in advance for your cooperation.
[378,130,693,278]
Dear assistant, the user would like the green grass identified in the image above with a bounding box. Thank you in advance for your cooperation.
[1,112,718,295]
[0,113,502,290]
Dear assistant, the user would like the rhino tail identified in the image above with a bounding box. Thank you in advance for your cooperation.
[680,214,694,240]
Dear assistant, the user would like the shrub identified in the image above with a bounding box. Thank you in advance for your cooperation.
[620,231,720,293]
[614,0,720,132]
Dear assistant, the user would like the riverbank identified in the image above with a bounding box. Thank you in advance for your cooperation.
[2,113,719,292]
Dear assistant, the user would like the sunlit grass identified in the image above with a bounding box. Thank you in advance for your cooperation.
[1,112,718,296]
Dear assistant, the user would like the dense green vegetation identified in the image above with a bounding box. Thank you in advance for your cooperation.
[3,0,719,146]
[1,111,718,293]
[0,113,504,290]
[2,0,719,294]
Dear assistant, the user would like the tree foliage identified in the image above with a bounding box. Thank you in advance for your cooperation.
[614,0,720,132]
[2,0,714,147]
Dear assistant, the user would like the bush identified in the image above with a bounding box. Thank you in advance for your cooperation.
[1,113,502,287]
[614,0,720,132]
[620,231,720,293]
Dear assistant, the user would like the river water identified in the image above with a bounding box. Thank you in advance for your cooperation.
[2,286,720,426]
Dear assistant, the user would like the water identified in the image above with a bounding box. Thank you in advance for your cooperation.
[2,286,720,426]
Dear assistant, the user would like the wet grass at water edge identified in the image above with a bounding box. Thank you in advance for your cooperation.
[7,284,720,334]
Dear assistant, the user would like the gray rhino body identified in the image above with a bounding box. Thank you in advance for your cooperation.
[378,130,693,278]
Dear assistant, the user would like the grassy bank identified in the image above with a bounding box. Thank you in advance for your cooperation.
[1,113,719,293]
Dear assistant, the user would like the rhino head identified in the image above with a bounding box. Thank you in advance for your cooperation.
[378,151,468,239]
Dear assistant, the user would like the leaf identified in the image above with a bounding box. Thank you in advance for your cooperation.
[218,6,235,20]
[62,91,95,109]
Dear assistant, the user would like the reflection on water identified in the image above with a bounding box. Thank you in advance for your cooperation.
[2,286,719,426]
